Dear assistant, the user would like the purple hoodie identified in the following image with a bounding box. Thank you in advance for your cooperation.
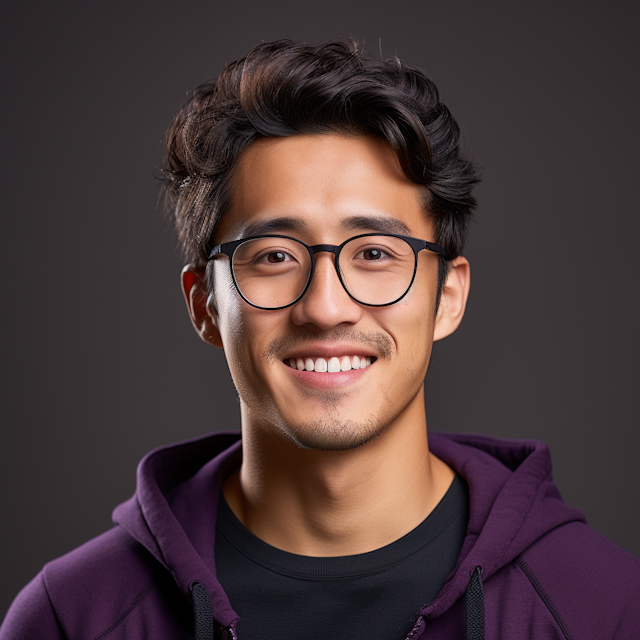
[2,431,639,639]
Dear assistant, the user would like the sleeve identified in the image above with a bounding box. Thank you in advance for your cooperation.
[0,572,66,640]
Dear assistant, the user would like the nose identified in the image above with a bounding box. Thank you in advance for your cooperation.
[289,252,363,329]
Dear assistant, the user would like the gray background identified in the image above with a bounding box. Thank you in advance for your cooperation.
[2,0,639,619]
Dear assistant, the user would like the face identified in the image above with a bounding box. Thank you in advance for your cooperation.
[194,134,463,451]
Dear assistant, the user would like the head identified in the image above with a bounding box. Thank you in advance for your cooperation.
[163,40,480,451]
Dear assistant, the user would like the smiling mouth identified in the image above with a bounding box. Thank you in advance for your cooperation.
[284,355,376,372]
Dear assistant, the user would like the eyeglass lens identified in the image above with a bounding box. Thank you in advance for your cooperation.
[231,236,416,308]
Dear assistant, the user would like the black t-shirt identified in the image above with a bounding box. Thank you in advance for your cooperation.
[215,474,469,640]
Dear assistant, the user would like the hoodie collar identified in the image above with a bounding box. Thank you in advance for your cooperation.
[113,430,585,627]
[422,432,585,618]
[113,431,242,628]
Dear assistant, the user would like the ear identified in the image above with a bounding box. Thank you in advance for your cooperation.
[180,265,223,348]
[433,256,471,342]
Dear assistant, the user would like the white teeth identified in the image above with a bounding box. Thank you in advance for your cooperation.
[286,355,374,372]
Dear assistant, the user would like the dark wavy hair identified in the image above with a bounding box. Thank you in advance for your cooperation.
[161,39,480,296]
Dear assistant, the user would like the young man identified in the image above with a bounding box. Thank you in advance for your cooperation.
[2,40,639,640]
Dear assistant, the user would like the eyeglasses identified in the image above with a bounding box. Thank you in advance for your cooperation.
[208,233,445,310]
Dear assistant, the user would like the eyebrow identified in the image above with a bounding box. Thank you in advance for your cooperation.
[242,217,310,237]
[241,214,412,239]
[341,215,412,236]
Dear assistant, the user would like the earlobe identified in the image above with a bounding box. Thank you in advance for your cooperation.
[433,256,471,342]
[180,265,223,348]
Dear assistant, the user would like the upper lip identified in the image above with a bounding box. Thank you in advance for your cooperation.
[282,343,379,361]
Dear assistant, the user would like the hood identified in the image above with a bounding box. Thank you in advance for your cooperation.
[112,430,585,630]
[422,432,585,620]
[113,431,244,629]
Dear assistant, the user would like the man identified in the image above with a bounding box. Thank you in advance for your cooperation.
[2,39,639,640]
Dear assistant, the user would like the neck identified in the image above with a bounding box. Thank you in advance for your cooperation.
[223,387,453,556]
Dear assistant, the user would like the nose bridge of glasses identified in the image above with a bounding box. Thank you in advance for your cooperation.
[310,243,340,258]
[309,244,340,273]
[307,244,343,289]
[302,243,356,309]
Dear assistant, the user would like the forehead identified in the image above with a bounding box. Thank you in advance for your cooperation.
[216,134,430,242]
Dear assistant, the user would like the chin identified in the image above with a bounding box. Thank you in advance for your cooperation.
[278,416,387,452]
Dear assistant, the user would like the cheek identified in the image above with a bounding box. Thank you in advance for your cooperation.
[212,267,242,341]
[215,300,263,405]
[396,307,435,365]
[381,279,437,368]
[212,268,251,379]
[213,268,284,390]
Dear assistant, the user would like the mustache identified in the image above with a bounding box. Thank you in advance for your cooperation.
[263,329,393,363]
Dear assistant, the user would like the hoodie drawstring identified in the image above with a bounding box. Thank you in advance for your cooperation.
[465,566,484,640]
[192,582,215,640]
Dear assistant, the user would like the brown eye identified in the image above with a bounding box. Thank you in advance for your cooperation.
[363,248,383,260]
[267,251,287,263]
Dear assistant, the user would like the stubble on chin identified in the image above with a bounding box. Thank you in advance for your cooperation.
[278,411,387,452]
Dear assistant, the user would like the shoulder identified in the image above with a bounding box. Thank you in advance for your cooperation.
[1,572,65,640]
[518,521,640,638]
[42,525,154,594]
[2,527,182,640]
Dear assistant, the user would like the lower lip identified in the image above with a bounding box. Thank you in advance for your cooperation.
[284,363,371,389]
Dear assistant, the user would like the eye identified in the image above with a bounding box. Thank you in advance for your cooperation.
[362,248,384,260]
[266,251,290,263]
[355,247,390,261]
[254,248,298,266]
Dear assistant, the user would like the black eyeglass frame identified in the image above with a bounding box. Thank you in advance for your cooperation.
[207,233,446,310]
